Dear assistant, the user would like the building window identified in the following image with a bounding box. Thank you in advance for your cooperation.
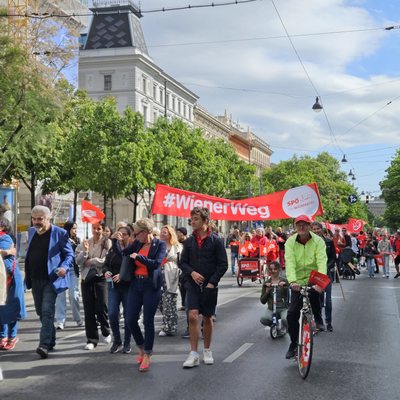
[104,75,112,91]
[153,85,157,99]
[143,105,148,123]
[184,103,187,117]
[178,100,182,115]
[160,88,164,105]
[166,93,170,108]
[172,97,176,111]
[142,77,147,94]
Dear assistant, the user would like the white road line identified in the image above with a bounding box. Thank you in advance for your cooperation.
[223,343,253,363]
[57,330,85,341]
[218,289,257,307]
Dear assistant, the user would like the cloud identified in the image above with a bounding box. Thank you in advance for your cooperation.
[139,0,400,190]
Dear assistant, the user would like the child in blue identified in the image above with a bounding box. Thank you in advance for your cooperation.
[260,261,288,331]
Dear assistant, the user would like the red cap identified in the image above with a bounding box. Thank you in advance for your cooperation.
[294,215,313,224]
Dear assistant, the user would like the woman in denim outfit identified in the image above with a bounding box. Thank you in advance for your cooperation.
[120,219,166,372]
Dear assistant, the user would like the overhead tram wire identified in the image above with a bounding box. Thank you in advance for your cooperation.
[2,0,259,19]
[270,0,344,156]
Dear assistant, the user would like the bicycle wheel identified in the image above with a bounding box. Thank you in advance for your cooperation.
[297,312,314,379]
[270,324,278,339]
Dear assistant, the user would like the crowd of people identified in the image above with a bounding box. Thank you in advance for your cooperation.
[1,205,400,370]
[0,205,227,372]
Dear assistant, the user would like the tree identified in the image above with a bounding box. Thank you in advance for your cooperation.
[262,152,369,224]
[381,149,400,229]
[0,33,64,207]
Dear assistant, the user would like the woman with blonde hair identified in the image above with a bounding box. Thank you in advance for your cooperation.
[159,225,182,337]
[118,218,166,372]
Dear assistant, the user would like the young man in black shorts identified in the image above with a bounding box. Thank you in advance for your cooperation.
[179,207,228,368]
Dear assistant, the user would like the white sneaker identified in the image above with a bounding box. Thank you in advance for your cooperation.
[56,323,64,330]
[159,330,167,337]
[203,349,214,365]
[103,335,112,344]
[183,352,200,368]
[84,343,95,350]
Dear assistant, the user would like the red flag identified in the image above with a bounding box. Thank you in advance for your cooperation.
[81,200,105,224]
[308,270,331,290]
[239,244,249,257]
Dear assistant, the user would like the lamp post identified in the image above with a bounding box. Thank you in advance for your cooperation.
[312,96,323,112]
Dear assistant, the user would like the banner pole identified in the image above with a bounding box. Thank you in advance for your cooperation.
[85,222,89,239]
[335,266,345,301]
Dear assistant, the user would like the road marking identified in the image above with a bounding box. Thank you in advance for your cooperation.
[223,343,253,363]
[57,330,85,341]
[218,289,258,307]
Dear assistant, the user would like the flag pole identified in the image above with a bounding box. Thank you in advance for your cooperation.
[85,222,89,239]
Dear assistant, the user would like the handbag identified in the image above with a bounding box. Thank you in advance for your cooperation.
[119,256,134,282]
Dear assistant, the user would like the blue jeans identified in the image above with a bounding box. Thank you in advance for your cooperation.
[367,258,375,277]
[55,270,81,324]
[230,252,238,274]
[323,269,334,323]
[108,283,131,346]
[31,279,57,349]
[126,278,161,355]
[0,321,18,339]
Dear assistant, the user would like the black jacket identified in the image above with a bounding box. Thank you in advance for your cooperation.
[179,233,228,287]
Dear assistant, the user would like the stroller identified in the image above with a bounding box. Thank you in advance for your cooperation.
[340,247,360,279]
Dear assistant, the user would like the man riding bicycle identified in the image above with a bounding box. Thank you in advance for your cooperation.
[284,215,328,359]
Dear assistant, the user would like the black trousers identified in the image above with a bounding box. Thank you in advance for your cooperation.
[81,277,110,345]
[287,289,323,345]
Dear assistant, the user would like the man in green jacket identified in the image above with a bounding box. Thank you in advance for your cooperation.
[284,215,328,359]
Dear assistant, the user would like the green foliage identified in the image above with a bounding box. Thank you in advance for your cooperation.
[262,152,370,223]
[381,149,400,229]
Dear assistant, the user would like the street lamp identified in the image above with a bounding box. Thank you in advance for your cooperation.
[341,154,348,163]
[312,97,323,112]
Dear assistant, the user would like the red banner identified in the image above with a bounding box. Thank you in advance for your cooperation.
[81,200,105,224]
[152,183,323,221]
[326,219,366,234]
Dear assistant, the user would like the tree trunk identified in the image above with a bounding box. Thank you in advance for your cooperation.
[30,170,36,210]
[73,189,78,222]
[132,191,138,222]
[111,197,114,227]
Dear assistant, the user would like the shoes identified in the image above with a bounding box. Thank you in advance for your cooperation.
[394,273,400,279]
[211,315,217,322]
[327,323,333,332]
[139,355,151,372]
[159,330,167,337]
[387,275,390,278]
[110,342,122,354]
[178,306,186,311]
[84,343,95,350]
[3,337,19,350]
[76,320,83,327]
[316,322,326,332]
[285,342,297,359]
[0,337,8,350]
[36,346,48,359]
[203,349,214,365]
[123,344,131,354]
[183,352,200,368]
[137,355,143,365]
[181,330,190,339]
[382,275,387,278]
[56,323,64,330]
[103,335,112,344]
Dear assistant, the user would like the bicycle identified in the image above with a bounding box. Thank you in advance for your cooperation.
[297,285,317,379]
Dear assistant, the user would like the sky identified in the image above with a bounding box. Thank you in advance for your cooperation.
[79,0,400,198]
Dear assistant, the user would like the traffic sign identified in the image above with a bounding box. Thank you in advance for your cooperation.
[348,194,358,204]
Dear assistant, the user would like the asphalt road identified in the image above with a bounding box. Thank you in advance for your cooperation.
[1,267,400,400]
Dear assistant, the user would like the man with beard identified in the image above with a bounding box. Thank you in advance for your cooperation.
[25,206,73,359]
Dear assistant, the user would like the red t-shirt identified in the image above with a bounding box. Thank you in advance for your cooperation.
[135,245,150,277]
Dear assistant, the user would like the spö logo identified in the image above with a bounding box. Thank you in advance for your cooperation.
[282,185,319,218]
